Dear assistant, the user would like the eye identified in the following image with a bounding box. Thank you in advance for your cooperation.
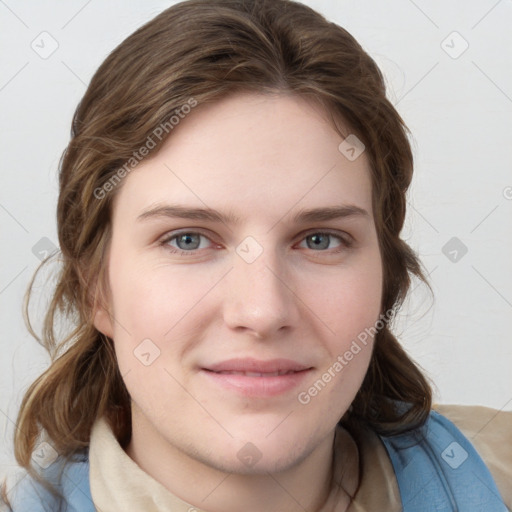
[297,232,352,252]
[159,229,352,256]
[160,231,214,255]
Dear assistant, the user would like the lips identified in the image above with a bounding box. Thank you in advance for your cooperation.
[201,358,313,397]
[212,370,297,377]
[204,357,311,374]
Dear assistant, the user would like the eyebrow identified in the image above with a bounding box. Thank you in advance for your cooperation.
[136,203,369,225]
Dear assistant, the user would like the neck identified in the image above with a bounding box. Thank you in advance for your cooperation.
[126,412,359,512]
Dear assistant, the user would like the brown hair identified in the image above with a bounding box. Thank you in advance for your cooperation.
[9,0,432,502]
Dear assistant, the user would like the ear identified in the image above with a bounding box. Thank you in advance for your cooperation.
[86,266,115,339]
[93,304,114,339]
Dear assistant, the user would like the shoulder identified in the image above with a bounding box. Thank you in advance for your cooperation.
[6,454,93,512]
[378,403,511,511]
[433,403,512,507]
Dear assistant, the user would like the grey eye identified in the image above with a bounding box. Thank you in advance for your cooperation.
[305,233,335,250]
[175,233,202,250]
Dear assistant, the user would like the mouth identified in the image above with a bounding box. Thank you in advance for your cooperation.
[207,370,299,377]
[201,358,313,397]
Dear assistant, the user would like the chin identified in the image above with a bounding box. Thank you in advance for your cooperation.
[203,423,318,475]
[209,440,313,476]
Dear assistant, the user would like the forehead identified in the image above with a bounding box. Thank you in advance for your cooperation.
[112,92,373,224]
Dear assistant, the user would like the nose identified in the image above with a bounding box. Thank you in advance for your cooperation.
[222,243,301,339]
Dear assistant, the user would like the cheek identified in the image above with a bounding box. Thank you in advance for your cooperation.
[108,258,206,337]
[303,254,383,346]
[106,259,220,383]
[106,264,198,418]
[295,270,380,417]
[298,251,382,400]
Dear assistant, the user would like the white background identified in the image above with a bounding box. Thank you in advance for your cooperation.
[1,0,511,477]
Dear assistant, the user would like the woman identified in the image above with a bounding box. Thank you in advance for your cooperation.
[4,0,511,510]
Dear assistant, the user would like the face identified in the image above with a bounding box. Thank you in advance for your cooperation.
[94,92,383,475]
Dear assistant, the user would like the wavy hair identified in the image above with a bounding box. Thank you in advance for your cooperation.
[7,0,432,504]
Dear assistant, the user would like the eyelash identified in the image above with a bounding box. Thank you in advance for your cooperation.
[158,229,353,257]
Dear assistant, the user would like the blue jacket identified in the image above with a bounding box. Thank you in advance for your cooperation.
[7,410,508,511]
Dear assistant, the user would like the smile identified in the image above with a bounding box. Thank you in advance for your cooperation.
[200,359,313,397]
[210,370,299,377]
